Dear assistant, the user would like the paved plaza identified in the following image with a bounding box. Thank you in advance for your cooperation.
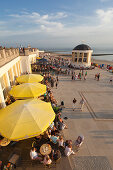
[52,67,113,170]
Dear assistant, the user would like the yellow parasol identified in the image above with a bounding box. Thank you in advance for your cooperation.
[16,74,43,83]
[9,83,46,99]
[37,57,41,59]
[0,99,55,141]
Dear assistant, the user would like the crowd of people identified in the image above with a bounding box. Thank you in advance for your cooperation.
[71,70,87,80]
[29,72,84,167]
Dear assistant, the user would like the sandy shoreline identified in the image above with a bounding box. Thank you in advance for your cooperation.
[92,59,113,65]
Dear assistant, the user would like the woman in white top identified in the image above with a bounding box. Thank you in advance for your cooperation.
[75,74,78,80]
[65,144,75,157]
[42,155,52,165]
[30,147,42,161]
[58,136,64,147]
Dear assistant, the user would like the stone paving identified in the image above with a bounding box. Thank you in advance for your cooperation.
[72,156,112,170]
[52,67,113,170]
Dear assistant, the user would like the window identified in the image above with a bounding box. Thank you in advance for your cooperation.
[75,58,77,62]
[84,53,87,58]
[83,58,87,62]
[83,53,87,62]
[79,58,82,62]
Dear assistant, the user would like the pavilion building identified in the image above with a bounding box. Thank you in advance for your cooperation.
[71,44,93,68]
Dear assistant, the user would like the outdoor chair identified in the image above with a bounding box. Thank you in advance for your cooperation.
[8,149,21,168]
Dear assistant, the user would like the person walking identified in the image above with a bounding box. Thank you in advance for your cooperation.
[80,98,85,111]
[85,71,87,77]
[79,72,81,80]
[110,77,112,84]
[56,76,59,82]
[97,73,100,81]
[73,98,77,111]
[56,81,58,89]
[75,74,78,80]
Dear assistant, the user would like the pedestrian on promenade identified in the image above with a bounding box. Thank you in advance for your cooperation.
[75,74,78,80]
[80,98,84,111]
[110,77,112,84]
[73,98,77,111]
[56,76,59,82]
[56,82,58,89]
[82,69,84,76]
[84,75,86,80]
[79,72,81,80]
[85,71,87,76]
[95,74,97,80]
[97,73,100,81]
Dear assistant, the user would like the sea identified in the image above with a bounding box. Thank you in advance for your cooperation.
[43,48,113,61]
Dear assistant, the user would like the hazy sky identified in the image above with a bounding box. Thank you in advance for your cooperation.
[0,0,113,49]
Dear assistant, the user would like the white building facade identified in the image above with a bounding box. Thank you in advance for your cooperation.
[71,44,93,68]
[0,48,39,109]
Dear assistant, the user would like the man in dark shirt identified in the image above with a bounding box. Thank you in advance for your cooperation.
[73,98,77,111]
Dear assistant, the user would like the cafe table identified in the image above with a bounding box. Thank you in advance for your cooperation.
[40,143,52,155]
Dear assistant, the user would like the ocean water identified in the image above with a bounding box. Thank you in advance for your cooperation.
[45,48,113,61]
[92,55,113,61]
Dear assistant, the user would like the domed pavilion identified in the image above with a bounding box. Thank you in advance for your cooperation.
[72,44,93,68]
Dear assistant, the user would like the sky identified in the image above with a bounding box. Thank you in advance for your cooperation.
[0,0,113,49]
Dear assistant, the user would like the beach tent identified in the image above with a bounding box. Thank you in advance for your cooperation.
[16,74,43,83]
[0,99,55,141]
[9,83,46,99]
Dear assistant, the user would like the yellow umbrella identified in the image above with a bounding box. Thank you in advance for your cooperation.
[9,83,46,99]
[0,99,55,141]
[37,57,41,59]
[16,74,43,83]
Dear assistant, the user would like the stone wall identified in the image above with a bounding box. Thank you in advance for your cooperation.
[0,48,19,67]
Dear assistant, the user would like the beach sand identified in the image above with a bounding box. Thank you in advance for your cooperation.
[92,59,113,65]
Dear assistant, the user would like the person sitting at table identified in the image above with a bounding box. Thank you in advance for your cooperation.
[30,147,43,161]
[52,150,61,162]
[49,134,59,144]
[42,155,52,166]
[58,136,64,147]
[35,135,42,142]
[49,122,59,134]
[65,144,75,157]
[49,122,56,131]
[64,140,72,148]
[58,118,68,130]
[42,131,50,141]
